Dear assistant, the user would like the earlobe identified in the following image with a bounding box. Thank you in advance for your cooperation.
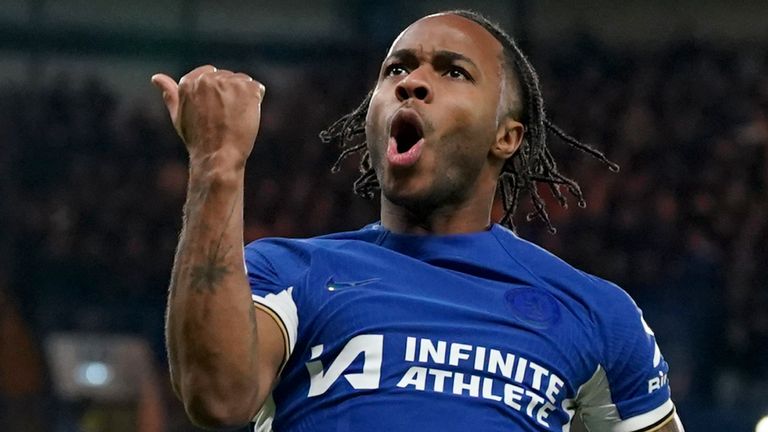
[493,118,525,160]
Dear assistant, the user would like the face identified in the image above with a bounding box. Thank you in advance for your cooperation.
[365,14,513,213]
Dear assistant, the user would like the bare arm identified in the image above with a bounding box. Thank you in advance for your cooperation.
[572,411,684,432]
[656,413,685,432]
[153,66,284,429]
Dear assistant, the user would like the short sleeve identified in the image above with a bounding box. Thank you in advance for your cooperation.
[577,283,675,432]
[244,242,299,362]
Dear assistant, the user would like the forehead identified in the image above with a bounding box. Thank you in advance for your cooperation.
[387,14,503,68]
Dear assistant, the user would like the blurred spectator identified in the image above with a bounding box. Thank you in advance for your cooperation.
[0,282,46,432]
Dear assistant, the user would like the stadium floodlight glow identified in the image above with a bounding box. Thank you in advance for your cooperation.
[75,361,113,387]
[756,415,768,432]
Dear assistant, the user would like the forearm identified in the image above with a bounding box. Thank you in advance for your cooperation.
[166,153,258,424]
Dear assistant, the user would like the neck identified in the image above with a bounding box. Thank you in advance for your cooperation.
[379,192,494,235]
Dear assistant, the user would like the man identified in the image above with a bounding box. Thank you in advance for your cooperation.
[153,10,684,431]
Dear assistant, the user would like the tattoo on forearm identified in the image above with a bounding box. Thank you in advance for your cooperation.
[189,245,232,293]
[185,176,211,218]
[184,187,241,294]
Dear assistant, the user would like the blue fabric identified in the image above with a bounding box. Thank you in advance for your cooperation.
[245,223,671,431]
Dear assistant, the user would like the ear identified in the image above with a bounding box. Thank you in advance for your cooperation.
[491,117,525,160]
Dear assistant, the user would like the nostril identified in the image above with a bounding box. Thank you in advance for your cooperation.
[396,86,409,101]
[413,86,428,100]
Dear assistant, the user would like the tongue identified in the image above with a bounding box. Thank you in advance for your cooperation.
[387,136,424,167]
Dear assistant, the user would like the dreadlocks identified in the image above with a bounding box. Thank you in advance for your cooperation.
[319,10,619,233]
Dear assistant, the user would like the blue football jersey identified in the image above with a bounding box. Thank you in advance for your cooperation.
[244,223,675,431]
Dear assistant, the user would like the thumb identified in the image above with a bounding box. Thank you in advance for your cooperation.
[151,73,179,123]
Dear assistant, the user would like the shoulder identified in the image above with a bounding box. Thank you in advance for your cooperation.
[491,226,646,359]
[491,232,676,429]
[492,225,636,311]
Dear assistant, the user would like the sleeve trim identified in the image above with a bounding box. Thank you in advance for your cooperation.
[251,287,298,362]
[253,302,291,368]
[615,399,675,432]
[575,365,675,432]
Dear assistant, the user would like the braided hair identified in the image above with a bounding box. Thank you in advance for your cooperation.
[319,10,619,233]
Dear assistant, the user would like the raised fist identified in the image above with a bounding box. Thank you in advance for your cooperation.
[151,65,266,165]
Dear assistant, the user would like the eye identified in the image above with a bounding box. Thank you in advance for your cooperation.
[445,67,471,81]
[385,64,409,77]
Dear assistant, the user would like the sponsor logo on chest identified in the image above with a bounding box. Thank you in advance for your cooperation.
[305,334,565,428]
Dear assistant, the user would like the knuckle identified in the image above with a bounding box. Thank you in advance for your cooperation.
[178,79,193,92]
[197,72,219,87]
[246,81,263,94]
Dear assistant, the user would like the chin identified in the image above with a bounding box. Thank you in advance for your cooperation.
[381,180,430,208]
[382,184,423,207]
[381,177,457,215]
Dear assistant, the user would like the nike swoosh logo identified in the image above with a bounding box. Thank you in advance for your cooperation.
[326,277,381,291]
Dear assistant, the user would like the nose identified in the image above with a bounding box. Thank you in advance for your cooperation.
[395,71,432,103]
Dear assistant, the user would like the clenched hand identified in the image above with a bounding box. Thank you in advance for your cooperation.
[151,65,266,167]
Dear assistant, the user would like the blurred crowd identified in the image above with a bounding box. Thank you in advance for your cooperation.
[529,37,768,423]
[2,35,767,430]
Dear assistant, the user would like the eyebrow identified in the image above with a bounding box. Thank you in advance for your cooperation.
[386,48,479,71]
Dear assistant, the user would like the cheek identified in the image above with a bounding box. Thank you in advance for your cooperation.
[365,91,387,156]
[364,91,380,137]
[439,104,496,163]
[430,102,498,187]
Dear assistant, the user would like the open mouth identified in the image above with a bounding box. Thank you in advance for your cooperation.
[390,111,424,154]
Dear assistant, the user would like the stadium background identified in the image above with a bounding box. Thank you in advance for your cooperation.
[1,0,767,430]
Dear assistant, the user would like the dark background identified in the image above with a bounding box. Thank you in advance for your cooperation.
[1,0,767,431]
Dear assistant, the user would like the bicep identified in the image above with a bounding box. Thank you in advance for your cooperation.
[252,306,287,410]
[655,413,684,432]
[573,411,683,432]
[577,281,675,432]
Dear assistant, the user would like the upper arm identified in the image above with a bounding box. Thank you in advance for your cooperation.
[252,306,287,410]
[572,411,684,432]
[576,280,676,432]
[656,413,684,432]
[244,241,303,416]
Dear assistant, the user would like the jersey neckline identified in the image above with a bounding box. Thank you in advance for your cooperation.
[365,222,512,258]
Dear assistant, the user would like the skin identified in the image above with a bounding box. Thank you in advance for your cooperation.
[152,66,284,428]
[152,13,683,431]
[367,14,524,235]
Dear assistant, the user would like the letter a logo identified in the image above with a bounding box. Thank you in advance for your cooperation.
[305,334,384,397]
